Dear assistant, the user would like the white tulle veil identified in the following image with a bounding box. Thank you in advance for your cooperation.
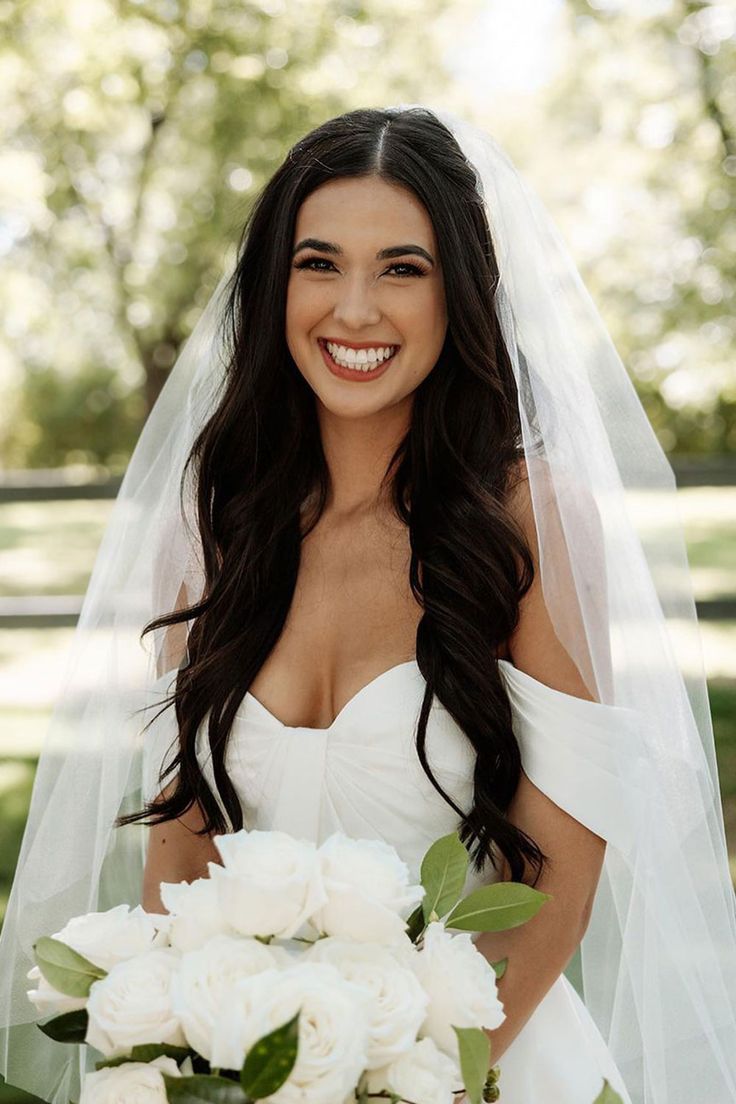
[1,103,735,1104]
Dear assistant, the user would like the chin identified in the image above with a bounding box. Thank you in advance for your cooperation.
[315,390,390,418]
[296,359,419,416]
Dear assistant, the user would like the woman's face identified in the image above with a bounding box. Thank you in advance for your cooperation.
[286,175,448,419]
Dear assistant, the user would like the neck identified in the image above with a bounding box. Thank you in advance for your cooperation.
[316,398,411,520]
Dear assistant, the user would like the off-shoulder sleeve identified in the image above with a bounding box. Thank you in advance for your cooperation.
[497,659,650,856]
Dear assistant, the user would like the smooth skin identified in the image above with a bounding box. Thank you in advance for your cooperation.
[142,176,606,1066]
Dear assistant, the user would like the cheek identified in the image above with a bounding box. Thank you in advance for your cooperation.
[405,290,447,383]
[286,281,319,337]
[287,278,332,319]
[405,290,447,363]
[405,283,446,332]
[285,285,305,336]
[428,285,448,339]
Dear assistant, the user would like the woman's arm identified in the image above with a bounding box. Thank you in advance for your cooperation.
[142,782,222,913]
[476,779,605,1062]
[478,468,607,1062]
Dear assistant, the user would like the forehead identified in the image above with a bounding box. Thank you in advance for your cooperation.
[294,176,436,248]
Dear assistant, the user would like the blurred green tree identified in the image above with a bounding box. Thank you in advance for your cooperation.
[1,0,734,467]
[553,0,735,454]
[0,0,453,471]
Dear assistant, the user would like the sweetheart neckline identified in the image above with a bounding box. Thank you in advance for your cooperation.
[240,656,541,732]
[242,659,421,732]
[238,656,611,734]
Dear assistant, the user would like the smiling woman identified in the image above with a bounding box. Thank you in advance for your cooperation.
[286,176,448,409]
[1,104,735,1104]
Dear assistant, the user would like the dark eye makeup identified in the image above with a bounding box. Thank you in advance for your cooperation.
[294,256,428,278]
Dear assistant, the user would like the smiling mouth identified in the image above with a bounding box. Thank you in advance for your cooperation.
[318,339,399,374]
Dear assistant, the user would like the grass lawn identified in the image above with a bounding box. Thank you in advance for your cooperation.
[0,1082,40,1103]
[0,488,733,1103]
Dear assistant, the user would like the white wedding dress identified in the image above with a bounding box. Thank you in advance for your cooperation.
[143,658,634,1104]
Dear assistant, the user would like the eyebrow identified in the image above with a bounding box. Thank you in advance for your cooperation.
[292,237,435,266]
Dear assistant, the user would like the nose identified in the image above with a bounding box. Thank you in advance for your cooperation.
[331,272,382,330]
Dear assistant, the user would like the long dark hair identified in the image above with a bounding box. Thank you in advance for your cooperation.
[117,106,547,886]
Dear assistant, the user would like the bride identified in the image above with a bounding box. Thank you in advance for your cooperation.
[1,104,735,1104]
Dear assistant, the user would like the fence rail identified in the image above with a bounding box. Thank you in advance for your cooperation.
[0,470,124,502]
[0,456,735,501]
[1,461,734,626]
[0,594,731,629]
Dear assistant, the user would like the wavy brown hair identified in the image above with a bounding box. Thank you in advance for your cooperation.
[117,106,548,886]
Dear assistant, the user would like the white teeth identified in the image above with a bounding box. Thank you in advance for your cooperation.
[325,341,397,371]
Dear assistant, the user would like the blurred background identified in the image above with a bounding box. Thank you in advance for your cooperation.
[1,0,734,1098]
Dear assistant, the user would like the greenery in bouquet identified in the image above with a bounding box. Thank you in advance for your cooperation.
[27,828,623,1104]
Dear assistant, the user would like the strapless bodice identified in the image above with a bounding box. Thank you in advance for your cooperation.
[203,659,485,894]
[141,658,647,900]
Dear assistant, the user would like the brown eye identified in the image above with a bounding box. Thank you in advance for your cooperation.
[294,257,427,278]
[386,262,427,278]
[294,257,336,272]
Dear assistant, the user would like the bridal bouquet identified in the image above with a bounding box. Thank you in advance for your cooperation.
[27,828,622,1104]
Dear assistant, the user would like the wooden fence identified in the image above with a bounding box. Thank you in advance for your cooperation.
[1,460,734,627]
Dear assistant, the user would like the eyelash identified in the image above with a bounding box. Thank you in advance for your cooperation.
[294,257,428,278]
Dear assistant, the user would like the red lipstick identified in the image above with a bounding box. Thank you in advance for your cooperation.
[318,338,399,382]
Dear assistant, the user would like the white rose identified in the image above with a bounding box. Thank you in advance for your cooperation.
[85,948,186,1058]
[412,921,505,1061]
[365,1036,460,1104]
[170,933,283,1060]
[80,1054,181,1103]
[27,904,170,1018]
[210,961,372,1104]
[310,833,425,946]
[378,930,423,970]
[208,829,328,939]
[304,937,428,1069]
[160,876,232,951]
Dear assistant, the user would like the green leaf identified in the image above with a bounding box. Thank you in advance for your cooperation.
[241,1011,300,1099]
[162,1073,247,1102]
[404,902,425,944]
[33,936,106,998]
[592,1080,625,1104]
[452,1025,491,1104]
[37,1008,89,1043]
[95,1043,194,1071]
[490,957,508,979]
[445,882,551,932]
[131,1043,194,1062]
[420,832,469,923]
[95,1055,135,1070]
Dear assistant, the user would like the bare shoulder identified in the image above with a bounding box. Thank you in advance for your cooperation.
[499,460,607,891]
[501,457,596,703]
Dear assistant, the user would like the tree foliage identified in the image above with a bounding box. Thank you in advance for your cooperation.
[0,0,452,469]
[542,0,735,454]
[0,0,733,467]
